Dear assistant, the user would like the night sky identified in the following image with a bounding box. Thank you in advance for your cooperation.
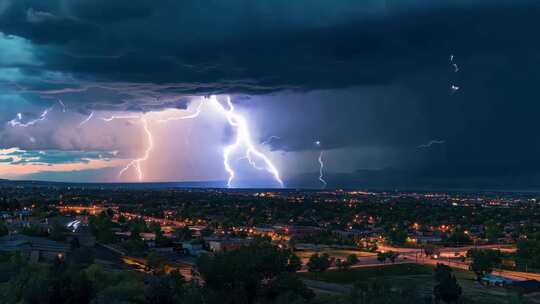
[1,0,540,189]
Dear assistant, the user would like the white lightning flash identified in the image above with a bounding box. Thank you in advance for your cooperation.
[318,151,327,189]
[78,111,94,127]
[118,117,154,181]
[208,96,284,188]
[8,107,53,127]
[102,114,154,181]
[451,85,460,93]
[418,140,445,149]
[57,99,66,112]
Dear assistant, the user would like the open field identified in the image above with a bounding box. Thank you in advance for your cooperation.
[296,249,376,261]
[299,264,540,304]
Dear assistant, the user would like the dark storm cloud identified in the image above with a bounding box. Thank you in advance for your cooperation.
[2,0,540,185]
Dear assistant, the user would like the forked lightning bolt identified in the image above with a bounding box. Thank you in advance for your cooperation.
[159,96,284,188]
[318,151,327,189]
[102,114,154,181]
[8,107,53,127]
[99,96,282,187]
[207,96,284,188]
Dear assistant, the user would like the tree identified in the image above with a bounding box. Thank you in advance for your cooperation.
[433,264,462,304]
[516,233,540,269]
[88,212,115,243]
[49,220,69,241]
[377,252,387,264]
[197,243,313,304]
[388,227,407,245]
[146,252,166,274]
[0,220,8,236]
[347,254,359,266]
[447,227,471,246]
[144,270,186,304]
[468,249,502,280]
[287,252,302,272]
[485,220,502,243]
[307,253,331,272]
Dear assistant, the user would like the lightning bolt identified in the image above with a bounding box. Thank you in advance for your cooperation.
[8,107,53,127]
[158,96,283,188]
[102,114,154,181]
[418,140,445,149]
[207,96,283,188]
[99,96,282,187]
[318,151,327,189]
[57,99,66,112]
[78,111,94,127]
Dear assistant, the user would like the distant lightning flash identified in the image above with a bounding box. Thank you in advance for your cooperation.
[318,151,327,189]
[208,96,284,188]
[57,99,66,112]
[102,114,153,181]
[118,117,154,181]
[100,96,282,187]
[78,111,94,127]
[418,140,445,149]
[8,107,53,127]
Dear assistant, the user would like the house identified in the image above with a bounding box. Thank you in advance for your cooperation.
[206,238,250,253]
[0,234,71,262]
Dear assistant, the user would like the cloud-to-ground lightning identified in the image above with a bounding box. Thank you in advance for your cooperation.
[99,96,283,187]
[102,114,153,181]
[417,140,445,149]
[318,151,327,189]
[452,63,459,73]
[207,96,284,188]
[78,111,94,127]
[8,107,53,127]
[451,85,460,93]
[118,117,154,181]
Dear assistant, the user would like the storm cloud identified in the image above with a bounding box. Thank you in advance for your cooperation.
[1,0,540,187]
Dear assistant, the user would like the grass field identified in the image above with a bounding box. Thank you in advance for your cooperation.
[299,263,432,284]
[296,249,375,260]
[299,264,540,304]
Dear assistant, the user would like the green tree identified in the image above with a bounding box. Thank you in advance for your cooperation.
[307,253,331,272]
[468,249,502,280]
[0,220,8,236]
[197,243,312,304]
[146,252,166,274]
[287,252,303,272]
[88,212,116,243]
[144,270,186,304]
[388,227,407,245]
[347,254,359,266]
[433,264,462,304]
[485,220,502,243]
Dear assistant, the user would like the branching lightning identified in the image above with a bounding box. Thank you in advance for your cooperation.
[156,96,283,187]
[318,151,327,189]
[8,107,53,127]
[207,96,284,188]
[102,114,154,181]
[80,95,283,187]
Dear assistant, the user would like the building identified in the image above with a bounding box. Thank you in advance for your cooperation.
[0,234,71,262]
[206,238,250,253]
